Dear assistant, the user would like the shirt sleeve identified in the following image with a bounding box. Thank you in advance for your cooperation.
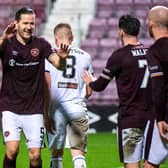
[42,39,54,60]
[45,59,51,72]
[147,48,166,121]
[89,52,121,91]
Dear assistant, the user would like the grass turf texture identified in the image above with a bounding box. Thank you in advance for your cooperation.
[0,132,167,168]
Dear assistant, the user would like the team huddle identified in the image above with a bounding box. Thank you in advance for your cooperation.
[0,5,168,168]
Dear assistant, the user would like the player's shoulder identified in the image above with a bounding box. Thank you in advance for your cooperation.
[32,36,51,46]
[69,47,91,58]
[109,45,127,59]
[151,37,168,48]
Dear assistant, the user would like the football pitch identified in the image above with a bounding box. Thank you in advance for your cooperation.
[0,132,167,168]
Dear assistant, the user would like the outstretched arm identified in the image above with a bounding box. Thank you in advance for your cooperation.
[83,70,110,92]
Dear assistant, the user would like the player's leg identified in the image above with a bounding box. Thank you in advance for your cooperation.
[71,149,86,168]
[118,126,144,168]
[143,120,168,168]
[47,107,67,168]
[143,161,160,168]
[2,111,21,168]
[68,110,89,168]
[22,114,44,168]
[29,148,42,168]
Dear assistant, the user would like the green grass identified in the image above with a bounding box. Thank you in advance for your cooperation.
[0,132,167,168]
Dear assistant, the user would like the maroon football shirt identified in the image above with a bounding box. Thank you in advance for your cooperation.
[90,44,156,128]
[0,35,53,114]
[147,37,168,122]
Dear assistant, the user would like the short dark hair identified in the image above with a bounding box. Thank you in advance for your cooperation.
[15,7,35,21]
[119,15,140,36]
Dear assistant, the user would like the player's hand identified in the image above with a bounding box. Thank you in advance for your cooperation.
[44,117,55,134]
[57,43,69,59]
[158,121,168,142]
[2,21,16,39]
[83,70,96,85]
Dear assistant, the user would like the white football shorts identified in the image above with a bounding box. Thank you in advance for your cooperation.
[2,111,44,149]
[121,120,168,164]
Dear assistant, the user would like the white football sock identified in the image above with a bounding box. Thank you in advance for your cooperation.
[72,155,86,168]
[50,156,63,168]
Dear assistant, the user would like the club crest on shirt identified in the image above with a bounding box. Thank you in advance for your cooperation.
[9,59,16,67]
[31,48,39,57]
[4,131,10,137]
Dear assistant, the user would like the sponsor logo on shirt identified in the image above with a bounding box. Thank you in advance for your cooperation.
[12,50,18,56]
[9,59,39,67]
[58,82,78,89]
[4,131,10,137]
[31,48,39,57]
[149,65,159,70]
[9,59,16,67]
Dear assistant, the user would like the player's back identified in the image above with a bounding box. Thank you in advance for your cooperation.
[45,47,93,104]
[111,44,155,127]
[147,37,168,122]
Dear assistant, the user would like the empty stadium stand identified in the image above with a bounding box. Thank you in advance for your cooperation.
[80,0,168,105]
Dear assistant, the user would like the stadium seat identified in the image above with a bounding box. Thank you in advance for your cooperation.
[153,0,168,4]
[99,38,118,59]
[97,0,114,5]
[0,6,12,18]
[90,18,107,26]
[110,5,133,18]
[107,17,118,28]
[96,1,113,18]
[134,0,152,5]
[33,0,46,5]
[133,7,149,19]
[140,38,154,47]
[80,38,99,58]
[92,59,107,74]
[15,0,32,4]
[107,29,119,39]
[88,18,107,38]
[115,0,133,5]
[0,0,13,4]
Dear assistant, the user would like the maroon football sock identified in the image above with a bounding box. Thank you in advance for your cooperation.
[3,154,16,168]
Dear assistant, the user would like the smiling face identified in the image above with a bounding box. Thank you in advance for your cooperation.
[16,13,35,44]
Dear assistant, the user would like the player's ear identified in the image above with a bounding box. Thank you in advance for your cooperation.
[118,29,123,37]
[70,35,73,43]
[54,36,59,47]
[14,20,18,30]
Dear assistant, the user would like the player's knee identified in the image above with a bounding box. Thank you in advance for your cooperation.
[144,161,160,168]
[6,146,19,160]
[51,149,64,157]
[29,149,41,162]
